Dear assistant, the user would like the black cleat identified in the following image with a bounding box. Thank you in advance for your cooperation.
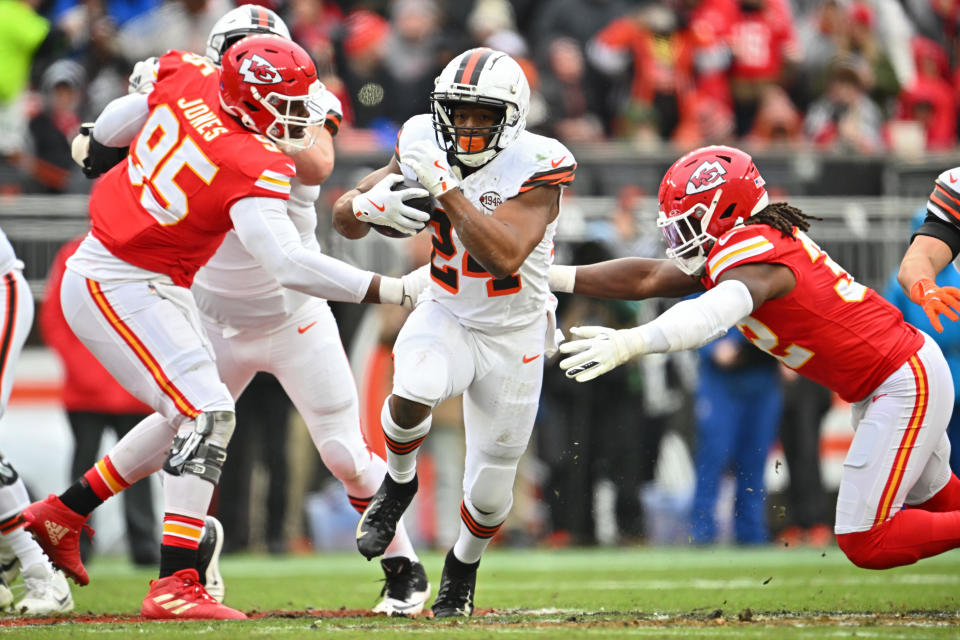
[196,516,225,603]
[372,556,430,616]
[431,549,478,618]
[356,475,417,560]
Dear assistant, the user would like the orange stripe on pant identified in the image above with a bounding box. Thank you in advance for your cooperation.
[86,279,200,418]
[874,354,928,525]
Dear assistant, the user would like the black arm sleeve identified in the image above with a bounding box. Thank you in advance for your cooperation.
[83,125,129,179]
[912,212,960,260]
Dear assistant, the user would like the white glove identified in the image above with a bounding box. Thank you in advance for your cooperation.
[352,173,432,236]
[400,264,431,307]
[70,125,91,168]
[399,140,459,197]
[128,57,159,94]
[558,325,646,383]
[378,264,429,309]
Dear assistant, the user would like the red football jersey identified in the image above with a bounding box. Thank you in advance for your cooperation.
[89,50,295,287]
[701,224,923,403]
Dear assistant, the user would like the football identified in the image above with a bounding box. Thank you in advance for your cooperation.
[369,177,435,238]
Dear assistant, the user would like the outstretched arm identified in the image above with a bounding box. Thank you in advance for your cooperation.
[550,257,703,300]
[558,262,795,382]
[231,196,418,306]
[898,233,960,332]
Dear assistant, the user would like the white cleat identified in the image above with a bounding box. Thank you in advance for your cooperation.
[197,516,225,603]
[0,580,13,610]
[372,557,430,616]
[15,563,73,615]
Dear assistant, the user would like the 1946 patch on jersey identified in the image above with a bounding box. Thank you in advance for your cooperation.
[479,191,502,211]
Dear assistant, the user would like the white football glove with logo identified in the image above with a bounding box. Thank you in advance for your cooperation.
[128,57,159,94]
[399,140,459,197]
[352,173,432,236]
[558,325,646,383]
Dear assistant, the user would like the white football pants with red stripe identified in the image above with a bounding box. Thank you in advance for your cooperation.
[59,269,234,519]
[836,332,953,534]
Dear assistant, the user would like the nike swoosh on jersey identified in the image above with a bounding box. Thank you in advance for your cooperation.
[551,156,567,168]
[298,321,318,334]
[522,353,541,363]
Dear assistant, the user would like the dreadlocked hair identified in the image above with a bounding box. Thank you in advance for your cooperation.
[744,202,822,239]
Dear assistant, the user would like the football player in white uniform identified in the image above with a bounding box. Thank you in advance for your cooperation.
[0,229,74,615]
[333,47,576,617]
[23,6,431,617]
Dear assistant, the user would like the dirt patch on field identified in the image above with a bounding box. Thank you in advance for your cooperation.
[2,609,958,628]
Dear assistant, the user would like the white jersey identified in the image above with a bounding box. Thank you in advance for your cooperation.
[191,180,320,331]
[0,227,21,275]
[191,92,344,332]
[398,114,576,331]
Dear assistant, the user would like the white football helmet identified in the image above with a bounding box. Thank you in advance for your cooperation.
[431,48,529,168]
[206,4,291,65]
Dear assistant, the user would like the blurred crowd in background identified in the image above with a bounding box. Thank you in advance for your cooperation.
[8,0,960,194]
[4,0,960,561]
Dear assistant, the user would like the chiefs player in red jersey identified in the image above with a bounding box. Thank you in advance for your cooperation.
[21,35,419,620]
[551,145,960,570]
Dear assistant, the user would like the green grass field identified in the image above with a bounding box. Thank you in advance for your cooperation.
[3,546,959,638]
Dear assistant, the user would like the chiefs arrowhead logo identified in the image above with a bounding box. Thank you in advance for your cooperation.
[686,160,726,195]
[238,54,282,85]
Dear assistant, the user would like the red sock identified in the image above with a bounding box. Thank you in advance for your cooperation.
[837,508,960,569]
[83,455,130,502]
[912,473,960,512]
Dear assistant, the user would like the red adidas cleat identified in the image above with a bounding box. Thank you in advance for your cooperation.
[141,569,247,620]
[21,495,92,586]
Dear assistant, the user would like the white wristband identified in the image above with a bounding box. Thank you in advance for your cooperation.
[378,276,405,306]
[549,265,576,293]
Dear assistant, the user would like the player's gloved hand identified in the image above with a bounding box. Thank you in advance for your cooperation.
[378,264,430,309]
[909,278,960,333]
[352,173,432,236]
[400,140,459,198]
[70,123,93,168]
[559,325,646,383]
[128,56,159,94]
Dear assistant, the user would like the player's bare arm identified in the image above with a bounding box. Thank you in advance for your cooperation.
[291,126,334,185]
[898,224,960,332]
[557,257,703,299]
[440,184,557,279]
[898,234,952,291]
[716,262,796,309]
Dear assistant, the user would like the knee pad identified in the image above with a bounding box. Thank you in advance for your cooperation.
[394,345,448,406]
[466,462,517,519]
[0,454,17,487]
[318,437,367,482]
[164,410,235,485]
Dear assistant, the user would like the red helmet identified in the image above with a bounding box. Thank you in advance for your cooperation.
[657,145,769,276]
[219,34,324,150]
